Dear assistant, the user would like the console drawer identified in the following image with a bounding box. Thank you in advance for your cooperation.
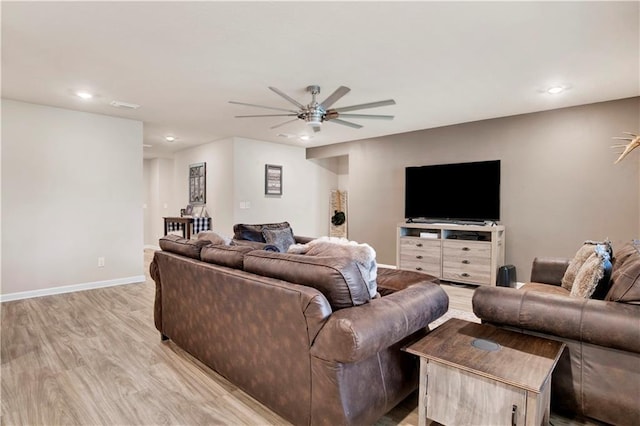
[399,237,441,276]
[442,240,491,285]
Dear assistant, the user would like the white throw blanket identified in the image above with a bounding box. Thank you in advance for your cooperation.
[288,236,378,298]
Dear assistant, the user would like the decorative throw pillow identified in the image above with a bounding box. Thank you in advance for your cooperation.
[561,244,596,291]
[561,239,612,291]
[233,222,291,242]
[196,230,232,246]
[570,244,611,298]
[262,227,296,253]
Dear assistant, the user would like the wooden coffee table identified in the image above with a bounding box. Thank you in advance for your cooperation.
[405,318,565,426]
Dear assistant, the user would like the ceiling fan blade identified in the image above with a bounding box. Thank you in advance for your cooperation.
[268,87,305,109]
[235,114,297,118]
[270,118,300,129]
[330,118,363,129]
[229,100,298,113]
[320,86,350,110]
[338,113,394,120]
[333,99,396,113]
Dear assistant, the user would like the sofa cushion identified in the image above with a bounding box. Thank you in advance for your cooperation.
[606,240,640,304]
[262,226,296,252]
[288,236,378,298]
[159,234,209,259]
[200,244,254,269]
[376,267,439,296]
[233,222,291,242]
[570,245,611,299]
[243,250,373,310]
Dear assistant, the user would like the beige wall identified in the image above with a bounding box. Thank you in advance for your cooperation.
[1,99,144,298]
[144,137,338,245]
[231,137,338,237]
[308,97,640,280]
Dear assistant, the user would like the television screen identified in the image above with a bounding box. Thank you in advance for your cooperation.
[404,160,500,222]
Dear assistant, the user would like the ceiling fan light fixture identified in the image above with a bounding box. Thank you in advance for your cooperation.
[307,109,323,126]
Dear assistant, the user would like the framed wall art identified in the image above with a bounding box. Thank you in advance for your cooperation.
[265,164,282,195]
[189,162,206,204]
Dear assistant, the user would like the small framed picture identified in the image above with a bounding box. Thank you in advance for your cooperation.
[185,204,193,216]
[265,164,282,195]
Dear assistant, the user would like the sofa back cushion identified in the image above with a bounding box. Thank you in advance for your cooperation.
[233,222,291,242]
[606,240,640,304]
[243,251,372,310]
[288,237,378,298]
[200,244,255,269]
[159,234,209,259]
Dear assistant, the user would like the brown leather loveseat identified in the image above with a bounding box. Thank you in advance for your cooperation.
[472,240,640,426]
[150,234,449,425]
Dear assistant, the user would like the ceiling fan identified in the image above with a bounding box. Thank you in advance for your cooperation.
[229,85,395,133]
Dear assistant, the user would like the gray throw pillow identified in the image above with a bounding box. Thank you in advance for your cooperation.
[262,227,295,253]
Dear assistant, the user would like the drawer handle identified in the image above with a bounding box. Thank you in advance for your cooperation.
[415,267,423,271]
[461,273,470,277]
[462,247,470,251]
[416,243,423,247]
[462,260,470,264]
[416,255,423,259]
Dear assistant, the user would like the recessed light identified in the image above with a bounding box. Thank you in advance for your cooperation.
[299,135,312,141]
[547,86,565,95]
[76,91,93,100]
[143,144,152,148]
[165,136,176,142]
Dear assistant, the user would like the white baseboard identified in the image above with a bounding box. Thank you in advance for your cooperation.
[0,275,146,303]
[144,244,160,250]
[377,263,397,269]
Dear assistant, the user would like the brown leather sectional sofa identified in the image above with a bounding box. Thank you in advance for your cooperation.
[150,234,449,425]
[472,240,640,426]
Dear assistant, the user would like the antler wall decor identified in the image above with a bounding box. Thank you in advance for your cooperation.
[611,132,640,164]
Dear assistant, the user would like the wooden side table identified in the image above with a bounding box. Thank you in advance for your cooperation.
[404,319,565,426]
[163,217,194,239]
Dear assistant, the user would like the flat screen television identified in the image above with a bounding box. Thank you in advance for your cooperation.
[404,160,500,223]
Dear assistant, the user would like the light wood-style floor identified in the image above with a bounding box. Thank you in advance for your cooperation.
[1,250,601,425]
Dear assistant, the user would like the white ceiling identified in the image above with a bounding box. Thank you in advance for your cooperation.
[2,1,639,159]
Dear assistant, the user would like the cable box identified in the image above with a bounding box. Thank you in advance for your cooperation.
[420,232,439,239]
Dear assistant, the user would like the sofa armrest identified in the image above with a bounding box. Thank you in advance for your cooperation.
[310,282,448,363]
[530,256,571,286]
[472,286,640,353]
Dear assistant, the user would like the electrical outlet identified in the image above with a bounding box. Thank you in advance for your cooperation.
[98,257,105,268]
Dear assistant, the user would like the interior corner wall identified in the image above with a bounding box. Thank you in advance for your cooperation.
[171,138,235,235]
[307,97,640,279]
[144,157,175,247]
[1,99,144,297]
[232,137,338,237]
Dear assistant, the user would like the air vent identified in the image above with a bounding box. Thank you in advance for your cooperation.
[110,100,141,109]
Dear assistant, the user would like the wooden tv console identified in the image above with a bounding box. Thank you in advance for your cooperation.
[397,222,505,286]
